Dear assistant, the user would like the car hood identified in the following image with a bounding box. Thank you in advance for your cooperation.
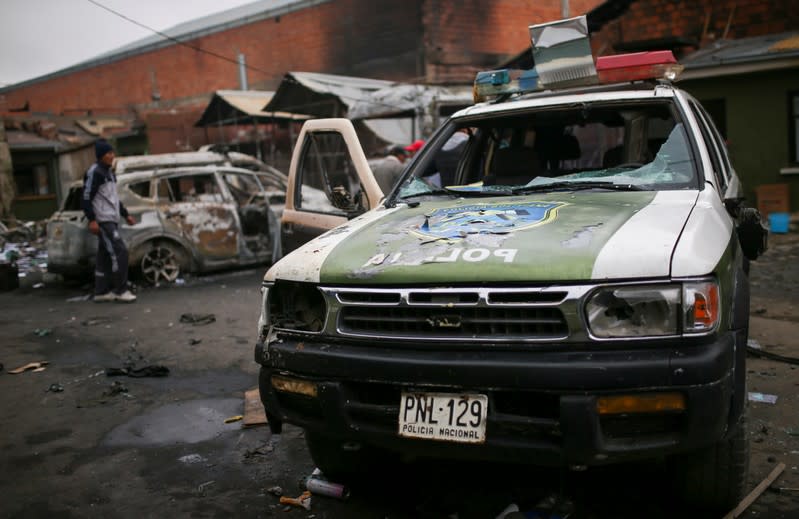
[266,190,700,284]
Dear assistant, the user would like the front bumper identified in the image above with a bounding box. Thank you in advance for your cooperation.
[256,332,740,466]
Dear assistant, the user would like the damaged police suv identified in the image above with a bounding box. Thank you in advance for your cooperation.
[255,17,767,513]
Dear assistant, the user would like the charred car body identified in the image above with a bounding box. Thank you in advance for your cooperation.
[255,17,767,513]
[48,151,285,284]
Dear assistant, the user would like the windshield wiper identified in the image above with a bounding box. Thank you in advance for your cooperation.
[513,181,643,194]
[398,188,458,201]
[399,186,513,201]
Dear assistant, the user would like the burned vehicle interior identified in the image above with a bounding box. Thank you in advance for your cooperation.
[397,98,699,200]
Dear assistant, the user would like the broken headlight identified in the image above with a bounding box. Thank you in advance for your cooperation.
[268,281,327,332]
[257,282,272,342]
[585,281,720,339]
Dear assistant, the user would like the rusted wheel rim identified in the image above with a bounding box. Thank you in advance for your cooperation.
[141,246,180,286]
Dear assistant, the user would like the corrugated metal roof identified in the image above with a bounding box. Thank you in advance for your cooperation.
[682,31,799,69]
[195,90,311,126]
[0,0,331,92]
[348,84,473,120]
[6,130,62,151]
[263,72,396,117]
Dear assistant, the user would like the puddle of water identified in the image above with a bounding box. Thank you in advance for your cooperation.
[103,398,241,446]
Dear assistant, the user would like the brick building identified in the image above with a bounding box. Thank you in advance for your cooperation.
[0,0,602,116]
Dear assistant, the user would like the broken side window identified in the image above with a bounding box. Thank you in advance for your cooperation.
[296,131,363,215]
[127,180,152,199]
[221,172,263,207]
[159,173,224,203]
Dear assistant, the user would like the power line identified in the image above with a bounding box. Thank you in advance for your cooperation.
[84,0,271,76]
[83,0,445,116]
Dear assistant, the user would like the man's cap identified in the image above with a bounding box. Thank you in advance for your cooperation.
[95,139,114,160]
[404,139,425,153]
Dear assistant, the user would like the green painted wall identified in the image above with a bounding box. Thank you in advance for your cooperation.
[680,68,799,213]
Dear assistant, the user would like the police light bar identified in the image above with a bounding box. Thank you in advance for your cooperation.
[595,50,684,83]
[473,68,540,103]
[473,50,684,102]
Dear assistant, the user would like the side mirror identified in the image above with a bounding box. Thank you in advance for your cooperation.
[736,206,768,261]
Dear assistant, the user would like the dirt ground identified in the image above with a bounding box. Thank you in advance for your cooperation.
[0,233,798,519]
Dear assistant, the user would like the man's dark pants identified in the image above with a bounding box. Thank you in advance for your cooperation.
[95,222,129,295]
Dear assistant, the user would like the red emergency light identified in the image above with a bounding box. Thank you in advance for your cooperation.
[595,50,683,84]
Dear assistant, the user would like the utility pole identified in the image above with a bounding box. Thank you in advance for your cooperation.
[562,0,569,18]
[238,53,248,91]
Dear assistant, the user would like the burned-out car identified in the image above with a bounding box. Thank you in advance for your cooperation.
[48,162,282,284]
[255,17,769,514]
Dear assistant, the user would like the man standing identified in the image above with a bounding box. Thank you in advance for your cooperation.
[82,139,137,303]
[368,144,408,193]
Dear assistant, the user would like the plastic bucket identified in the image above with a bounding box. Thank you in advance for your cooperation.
[768,212,790,234]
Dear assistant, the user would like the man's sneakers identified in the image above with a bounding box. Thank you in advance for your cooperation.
[93,290,137,303]
[115,290,137,303]
[94,292,116,303]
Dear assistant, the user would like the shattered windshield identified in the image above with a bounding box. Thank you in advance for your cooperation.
[395,100,698,201]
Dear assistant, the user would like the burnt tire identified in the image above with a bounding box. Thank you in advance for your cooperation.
[138,241,188,286]
[304,431,394,483]
[668,408,749,514]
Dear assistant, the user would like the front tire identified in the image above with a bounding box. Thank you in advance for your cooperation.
[668,407,749,513]
[138,241,188,286]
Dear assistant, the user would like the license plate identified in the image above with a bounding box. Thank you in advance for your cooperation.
[398,392,487,444]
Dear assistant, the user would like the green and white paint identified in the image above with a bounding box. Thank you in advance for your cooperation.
[266,187,732,285]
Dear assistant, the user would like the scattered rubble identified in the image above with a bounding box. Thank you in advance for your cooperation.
[8,361,49,374]
[105,365,170,378]
[179,313,216,326]
[0,220,49,285]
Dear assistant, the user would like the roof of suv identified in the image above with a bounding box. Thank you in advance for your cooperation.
[456,81,678,119]
[114,151,227,174]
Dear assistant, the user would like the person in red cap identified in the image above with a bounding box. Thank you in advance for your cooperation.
[404,139,425,157]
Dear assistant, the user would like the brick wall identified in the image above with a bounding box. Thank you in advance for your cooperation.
[591,0,799,57]
[1,0,421,115]
[1,0,604,115]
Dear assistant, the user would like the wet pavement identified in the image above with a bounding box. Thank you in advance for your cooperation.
[1,234,798,518]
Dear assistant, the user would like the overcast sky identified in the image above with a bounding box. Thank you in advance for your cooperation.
[0,0,258,87]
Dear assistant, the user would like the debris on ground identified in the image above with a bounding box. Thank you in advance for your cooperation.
[105,365,170,377]
[302,468,350,500]
[224,415,243,424]
[188,338,202,345]
[33,328,52,336]
[82,316,113,327]
[46,383,64,393]
[748,392,778,404]
[0,220,49,280]
[243,387,268,427]
[178,454,207,465]
[66,294,92,302]
[179,313,216,326]
[746,345,799,365]
[197,480,215,496]
[266,486,283,497]
[103,381,129,397]
[8,361,49,374]
[724,462,786,518]
[279,490,311,510]
[242,442,274,460]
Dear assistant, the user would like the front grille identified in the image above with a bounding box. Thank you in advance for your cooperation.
[322,286,590,342]
[339,306,567,338]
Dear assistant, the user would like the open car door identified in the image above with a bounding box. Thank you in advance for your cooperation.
[281,118,383,254]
